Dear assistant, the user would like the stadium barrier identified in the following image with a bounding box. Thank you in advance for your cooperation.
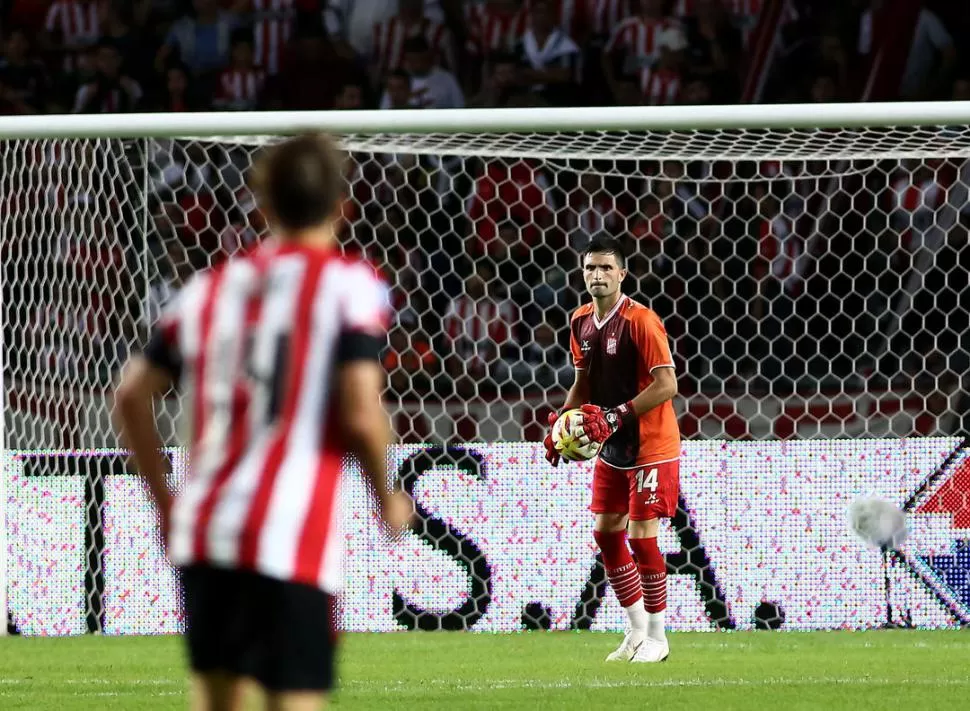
[5,439,968,636]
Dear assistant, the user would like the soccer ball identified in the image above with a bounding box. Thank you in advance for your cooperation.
[552,408,602,462]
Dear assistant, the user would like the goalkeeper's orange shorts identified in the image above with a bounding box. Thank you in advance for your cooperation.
[589,458,679,521]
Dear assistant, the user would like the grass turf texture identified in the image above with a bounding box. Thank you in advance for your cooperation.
[1,631,968,710]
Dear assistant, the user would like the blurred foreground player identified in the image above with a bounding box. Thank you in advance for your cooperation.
[544,236,680,663]
[114,133,412,710]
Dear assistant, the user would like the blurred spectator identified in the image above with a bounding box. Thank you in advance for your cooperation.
[380,35,463,108]
[219,185,267,259]
[213,29,265,110]
[41,0,101,72]
[324,0,446,59]
[71,40,142,113]
[562,172,623,251]
[814,29,849,99]
[601,0,672,101]
[334,80,365,109]
[681,73,712,103]
[857,1,955,101]
[513,0,581,106]
[156,0,238,77]
[683,0,741,101]
[100,0,154,85]
[508,322,572,390]
[371,0,454,79]
[385,324,438,395]
[0,26,49,114]
[266,17,365,110]
[466,158,554,253]
[443,261,518,397]
[467,0,527,60]
[640,24,686,105]
[953,76,970,101]
[468,51,519,107]
[155,62,204,111]
[381,68,413,108]
[809,71,839,103]
[250,0,298,75]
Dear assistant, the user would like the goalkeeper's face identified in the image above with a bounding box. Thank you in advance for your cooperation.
[582,252,626,300]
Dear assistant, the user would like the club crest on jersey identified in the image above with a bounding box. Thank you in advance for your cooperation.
[606,337,617,355]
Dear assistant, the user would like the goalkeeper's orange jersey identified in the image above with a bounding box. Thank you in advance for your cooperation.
[569,295,681,468]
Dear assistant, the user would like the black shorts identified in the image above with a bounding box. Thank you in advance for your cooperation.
[180,564,337,692]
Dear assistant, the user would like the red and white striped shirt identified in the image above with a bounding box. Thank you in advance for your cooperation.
[372,15,453,74]
[45,0,101,71]
[581,0,633,38]
[604,16,672,68]
[162,244,390,591]
[216,68,267,110]
[252,0,297,75]
[45,0,100,47]
[466,3,529,55]
[674,0,762,18]
[640,65,681,104]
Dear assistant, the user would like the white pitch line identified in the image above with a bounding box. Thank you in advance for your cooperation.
[341,676,970,692]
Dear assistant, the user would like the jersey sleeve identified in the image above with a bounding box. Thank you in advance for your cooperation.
[569,313,586,370]
[143,291,184,385]
[338,264,391,364]
[635,310,675,372]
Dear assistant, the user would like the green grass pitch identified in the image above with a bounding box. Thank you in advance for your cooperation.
[1,631,968,710]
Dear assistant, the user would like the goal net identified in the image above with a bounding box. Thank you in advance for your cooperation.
[2,106,969,634]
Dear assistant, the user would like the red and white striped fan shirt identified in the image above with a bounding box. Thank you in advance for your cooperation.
[158,244,390,592]
[640,65,681,104]
[372,15,453,73]
[45,0,101,71]
[603,15,671,68]
[45,0,100,47]
[466,3,529,55]
[674,0,762,17]
[252,0,297,75]
[216,68,267,110]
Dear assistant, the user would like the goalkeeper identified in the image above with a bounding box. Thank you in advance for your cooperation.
[544,236,680,663]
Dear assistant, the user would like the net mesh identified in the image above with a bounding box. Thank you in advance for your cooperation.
[2,124,969,632]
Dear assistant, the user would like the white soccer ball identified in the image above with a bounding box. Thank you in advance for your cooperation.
[552,408,602,462]
[848,496,908,549]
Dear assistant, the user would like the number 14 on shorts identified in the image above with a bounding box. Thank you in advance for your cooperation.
[635,467,659,494]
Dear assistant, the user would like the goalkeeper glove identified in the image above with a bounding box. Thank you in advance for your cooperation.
[543,411,561,467]
[578,402,636,443]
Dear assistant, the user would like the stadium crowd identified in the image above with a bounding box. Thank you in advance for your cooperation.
[2,0,970,441]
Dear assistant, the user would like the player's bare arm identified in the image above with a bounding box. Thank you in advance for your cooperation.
[563,367,590,411]
[113,356,175,538]
[338,359,411,534]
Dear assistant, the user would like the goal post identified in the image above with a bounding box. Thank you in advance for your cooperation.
[2,102,970,634]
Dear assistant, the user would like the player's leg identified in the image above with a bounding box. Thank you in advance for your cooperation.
[626,460,680,663]
[264,691,328,710]
[181,565,255,710]
[191,672,248,711]
[591,459,649,661]
[247,576,337,711]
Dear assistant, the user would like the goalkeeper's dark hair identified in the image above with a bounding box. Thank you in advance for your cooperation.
[582,235,627,269]
[251,132,345,233]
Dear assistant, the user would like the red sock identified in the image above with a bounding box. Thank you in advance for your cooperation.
[592,529,642,608]
[629,537,666,613]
